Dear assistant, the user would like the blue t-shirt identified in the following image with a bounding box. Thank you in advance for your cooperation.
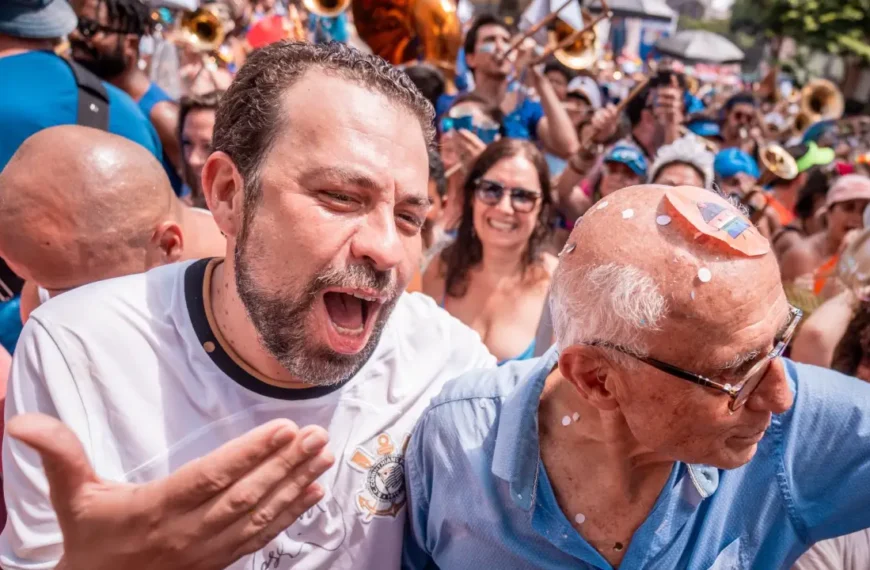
[138,82,184,196]
[436,92,545,142]
[0,51,162,172]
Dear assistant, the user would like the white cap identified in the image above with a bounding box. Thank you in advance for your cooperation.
[566,76,602,110]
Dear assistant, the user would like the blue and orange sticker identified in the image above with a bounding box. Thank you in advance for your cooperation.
[664,187,770,257]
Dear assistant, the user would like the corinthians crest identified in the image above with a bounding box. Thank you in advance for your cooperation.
[348,433,409,521]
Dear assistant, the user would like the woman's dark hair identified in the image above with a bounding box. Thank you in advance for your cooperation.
[832,301,870,376]
[795,167,832,221]
[440,138,553,298]
[448,92,504,125]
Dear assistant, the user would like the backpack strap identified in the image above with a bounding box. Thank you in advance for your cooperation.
[63,58,110,130]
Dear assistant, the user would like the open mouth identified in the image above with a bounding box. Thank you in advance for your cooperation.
[319,288,385,354]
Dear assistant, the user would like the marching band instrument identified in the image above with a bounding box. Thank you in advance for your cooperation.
[177,5,226,54]
[353,0,462,75]
[757,142,799,185]
[497,0,575,64]
[800,78,844,123]
[540,11,609,69]
[304,0,352,18]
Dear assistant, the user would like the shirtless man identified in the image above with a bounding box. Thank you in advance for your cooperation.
[0,125,225,320]
[779,175,870,292]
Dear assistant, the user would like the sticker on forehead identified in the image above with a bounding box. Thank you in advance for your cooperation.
[664,187,770,257]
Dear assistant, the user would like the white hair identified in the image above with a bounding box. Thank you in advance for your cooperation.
[648,135,715,190]
[549,262,668,365]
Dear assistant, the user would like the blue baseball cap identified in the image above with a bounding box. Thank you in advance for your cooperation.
[0,0,76,39]
[686,118,720,138]
[801,119,836,145]
[604,144,648,177]
[714,148,760,179]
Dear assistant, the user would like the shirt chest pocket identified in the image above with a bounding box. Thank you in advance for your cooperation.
[707,539,744,570]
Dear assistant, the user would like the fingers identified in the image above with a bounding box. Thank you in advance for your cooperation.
[224,448,335,559]
[457,129,485,150]
[7,414,99,512]
[199,425,331,532]
[163,419,299,510]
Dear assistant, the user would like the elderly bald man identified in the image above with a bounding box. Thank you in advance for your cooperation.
[403,185,870,569]
[0,125,224,319]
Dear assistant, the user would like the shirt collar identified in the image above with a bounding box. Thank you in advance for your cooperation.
[491,345,720,509]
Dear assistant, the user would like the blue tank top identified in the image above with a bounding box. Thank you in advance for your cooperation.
[138,83,184,196]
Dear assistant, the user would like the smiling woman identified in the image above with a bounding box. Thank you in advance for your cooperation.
[422,138,556,363]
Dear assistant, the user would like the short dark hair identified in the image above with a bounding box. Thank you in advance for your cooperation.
[99,0,154,37]
[428,148,446,199]
[625,84,652,127]
[402,63,446,110]
[794,167,831,220]
[463,15,512,61]
[543,59,573,83]
[178,90,223,141]
[723,92,757,114]
[212,42,435,207]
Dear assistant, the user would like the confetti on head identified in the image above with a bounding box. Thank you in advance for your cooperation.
[561,416,571,426]
[664,187,770,257]
[697,268,712,283]
[622,209,635,219]
[559,242,577,257]
[575,513,586,524]
[572,412,580,421]
[656,215,671,226]
[596,200,609,210]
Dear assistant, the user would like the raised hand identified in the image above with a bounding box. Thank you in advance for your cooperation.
[8,413,334,570]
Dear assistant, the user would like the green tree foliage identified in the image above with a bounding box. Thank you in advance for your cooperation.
[731,0,870,60]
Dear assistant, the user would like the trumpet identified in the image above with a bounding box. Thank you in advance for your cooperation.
[304,0,352,18]
[177,5,227,54]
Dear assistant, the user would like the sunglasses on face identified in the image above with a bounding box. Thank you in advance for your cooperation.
[474,179,541,214]
[76,16,127,38]
[588,305,803,411]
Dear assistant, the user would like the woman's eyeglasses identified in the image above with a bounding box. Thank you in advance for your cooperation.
[474,179,541,214]
[77,17,128,38]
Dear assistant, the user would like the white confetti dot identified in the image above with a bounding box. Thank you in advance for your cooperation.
[724,383,733,392]
[574,513,586,524]
[622,209,634,219]
[561,415,571,426]
[596,200,609,210]
[697,268,712,283]
[572,412,580,421]
[690,290,696,300]
[656,215,672,226]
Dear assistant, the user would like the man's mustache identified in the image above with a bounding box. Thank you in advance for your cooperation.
[310,264,398,300]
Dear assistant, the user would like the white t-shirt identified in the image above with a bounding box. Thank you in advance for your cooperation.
[1,258,496,570]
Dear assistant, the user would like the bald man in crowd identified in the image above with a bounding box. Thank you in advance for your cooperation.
[404,185,870,569]
[0,125,224,320]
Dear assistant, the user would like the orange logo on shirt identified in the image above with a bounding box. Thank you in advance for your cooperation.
[348,433,410,521]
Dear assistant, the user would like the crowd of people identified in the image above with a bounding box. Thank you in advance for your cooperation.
[1,0,870,568]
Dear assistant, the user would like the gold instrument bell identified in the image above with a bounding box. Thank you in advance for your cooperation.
[353,0,462,75]
[304,0,352,18]
[178,5,226,53]
[550,19,598,70]
[758,143,799,185]
[800,78,845,122]
[792,110,817,136]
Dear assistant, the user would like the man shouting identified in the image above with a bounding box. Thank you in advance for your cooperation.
[0,42,494,570]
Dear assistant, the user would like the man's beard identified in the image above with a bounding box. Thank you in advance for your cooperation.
[71,39,127,79]
[234,215,399,387]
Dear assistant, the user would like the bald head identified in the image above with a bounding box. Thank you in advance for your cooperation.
[0,125,181,292]
[552,185,788,371]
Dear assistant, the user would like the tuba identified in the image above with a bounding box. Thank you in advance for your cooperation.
[352,0,462,76]
[304,0,352,18]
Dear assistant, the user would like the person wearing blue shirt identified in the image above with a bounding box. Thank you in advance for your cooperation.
[404,185,870,570]
[69,0,184,196]
[0,0,161,173]
[436,15,577,157]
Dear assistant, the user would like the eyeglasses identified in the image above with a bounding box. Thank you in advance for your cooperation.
[587,305,803,411]
[474,179,541,214]
[77,16,128,38]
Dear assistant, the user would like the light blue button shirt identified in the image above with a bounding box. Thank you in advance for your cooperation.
[403,346,870,569]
